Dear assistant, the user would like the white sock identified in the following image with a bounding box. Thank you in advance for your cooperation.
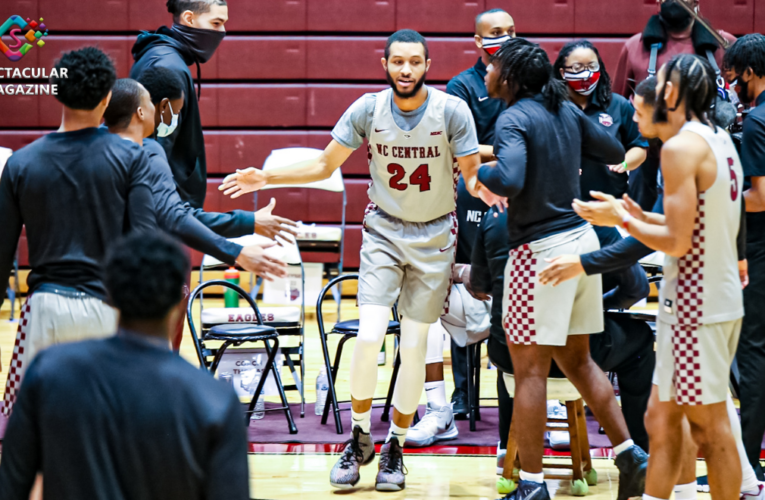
[351,409,371,434]
[643,495,667,500]
[424,380,447,407]
[673,481,698,500]
[387,422,408,447]
[519,470,544,484]
[613,439,635,456]
[727,394,760,495]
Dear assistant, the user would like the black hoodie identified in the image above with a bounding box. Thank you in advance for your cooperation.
[129,27,254,237]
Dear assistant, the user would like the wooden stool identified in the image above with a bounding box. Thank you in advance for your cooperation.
[498,373,597,497]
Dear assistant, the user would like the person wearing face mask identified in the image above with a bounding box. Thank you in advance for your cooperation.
[612,0,736,212]
[130,0,228,212]
[724,34,765,483]
[415,8,513,429]
[554,40,648,201]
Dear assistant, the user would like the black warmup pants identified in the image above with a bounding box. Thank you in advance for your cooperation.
[451,340,469,396]
[738,215,765,480]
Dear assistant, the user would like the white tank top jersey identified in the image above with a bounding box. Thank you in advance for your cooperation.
[367,88,459,223]
[659,121,744,326]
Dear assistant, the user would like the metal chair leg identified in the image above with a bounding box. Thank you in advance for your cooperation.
[209,341,235,374]
[267,339,298,434]
[321,335,350,433]
[467,344,476,432]
[474,343,482,422]
[245,340,277,425]
[381,338,400,423]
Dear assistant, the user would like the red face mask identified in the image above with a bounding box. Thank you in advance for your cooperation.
[563,69,601,96]
[481,35,511,56]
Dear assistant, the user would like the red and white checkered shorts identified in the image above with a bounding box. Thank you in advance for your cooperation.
[654,318,741,406]
[502,225,603,347]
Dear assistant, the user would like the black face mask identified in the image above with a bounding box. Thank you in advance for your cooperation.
[385,68,427,99]
[171,23,225,63]
[660,1,693,33]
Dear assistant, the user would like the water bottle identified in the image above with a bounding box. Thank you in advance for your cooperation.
[219,372,233,386]
[378,339,386,365]
[251,355,265,420]
[224,267,240,308]
[315,366,329,416]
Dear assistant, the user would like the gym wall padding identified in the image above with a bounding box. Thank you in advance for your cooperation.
[0,0,754,268]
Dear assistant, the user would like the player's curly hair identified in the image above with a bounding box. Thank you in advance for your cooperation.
[654,54,716,127]
[166,0,227,22]
[104,232,189,321]
[53,47,116,111]
[723,33,765,78]
[491,37,568,111]
[135,66,184,105]
[552,39,613,109]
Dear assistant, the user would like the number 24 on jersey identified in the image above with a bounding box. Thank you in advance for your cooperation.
[387,163,432,192]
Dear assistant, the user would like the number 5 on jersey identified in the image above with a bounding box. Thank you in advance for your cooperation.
[388,163,432,192]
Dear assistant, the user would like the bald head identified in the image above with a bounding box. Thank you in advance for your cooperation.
[475,9,515,38]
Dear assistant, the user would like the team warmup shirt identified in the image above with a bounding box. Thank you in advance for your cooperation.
[741,91,765,232]
[332,86,479,222]
[142,139,242,265]
[0,128,156,306]
[579,93,648,200]
[478,95,625,248]
[0,331,249,500]
[446,58,508,145]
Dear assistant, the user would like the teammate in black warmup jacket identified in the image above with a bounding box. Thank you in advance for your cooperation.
[479,38,646,500]
[103,78,289,281]
[0,233,250,500]
[0,48,156,417]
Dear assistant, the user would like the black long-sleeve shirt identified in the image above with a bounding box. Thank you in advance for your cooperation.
[143,139,243,264]
[478,95,626,248]
[0,331,250,500]
[0,128,156,307]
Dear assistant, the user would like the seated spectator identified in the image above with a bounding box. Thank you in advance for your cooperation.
[0,232,250,500]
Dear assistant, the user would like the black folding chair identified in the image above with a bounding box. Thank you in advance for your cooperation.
[466,340,498,431]
[187,280,297,434]
[317,274,401,434]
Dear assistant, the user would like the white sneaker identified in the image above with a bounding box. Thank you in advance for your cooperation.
[497,440,507,475]
[405,402,459,448]
[546,400,570,451]
[741,483,765,500]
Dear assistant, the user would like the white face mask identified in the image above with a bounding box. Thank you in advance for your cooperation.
[157,101,179,138]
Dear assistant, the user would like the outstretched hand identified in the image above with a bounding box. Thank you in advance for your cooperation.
[219,167,266,199]
[236,241,288,281]
[572,191,626,227]
[255,198,298,243]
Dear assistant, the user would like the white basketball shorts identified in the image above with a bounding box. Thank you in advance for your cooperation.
[654,318,741,405]
[358,204,456,324]
[502,224,603,347]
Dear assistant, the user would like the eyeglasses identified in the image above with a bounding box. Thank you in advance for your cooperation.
[564,62,600,73]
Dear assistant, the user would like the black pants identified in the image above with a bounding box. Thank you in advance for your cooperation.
[738,216,765,480]
[487,314,654,452]
[451,340,468,396]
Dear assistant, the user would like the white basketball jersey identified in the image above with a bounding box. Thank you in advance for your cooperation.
[659,121,744,326]
[367,88,458,222]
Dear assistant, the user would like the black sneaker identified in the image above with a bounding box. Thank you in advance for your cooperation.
[614,445,648,500]
[375,439,407,491]
[497,480,551,500]
[451,389,469,419]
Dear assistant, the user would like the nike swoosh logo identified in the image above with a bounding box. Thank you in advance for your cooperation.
[439,244,454,253]
[375,128,387,132]
[446,417,454,428]
[479,97,489,102]
[425,387,437,391]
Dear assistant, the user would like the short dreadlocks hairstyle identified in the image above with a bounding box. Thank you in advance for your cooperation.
[654,54,716,128]
[553,39,613,109]
[166,0,226,23]
[723,33,765,79]
[491,37,567,111]
[53,47,116,110]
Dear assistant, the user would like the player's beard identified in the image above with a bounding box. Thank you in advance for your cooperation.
[386,69,427,99]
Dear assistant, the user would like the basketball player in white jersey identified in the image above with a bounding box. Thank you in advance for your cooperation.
[220,29,504,492]
[575,54,744,500]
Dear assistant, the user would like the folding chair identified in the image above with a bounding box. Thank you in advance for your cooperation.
[317,274,402,434]
[466,340,498,431]
[187,279,297,433]
[199,234,307,417]
[258,147,347,319]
